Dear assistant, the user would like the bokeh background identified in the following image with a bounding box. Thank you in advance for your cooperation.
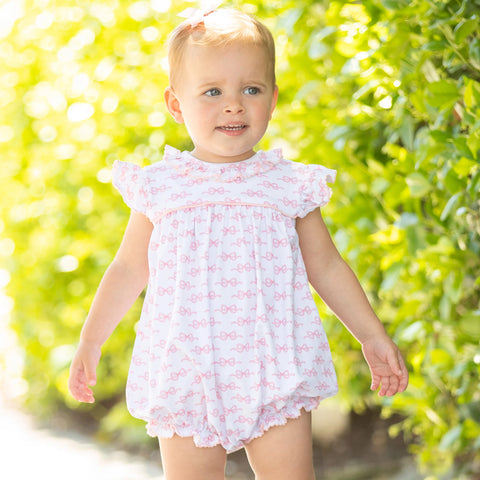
[0,0,479,478]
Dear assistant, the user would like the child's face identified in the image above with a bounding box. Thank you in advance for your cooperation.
[165,42,278,163]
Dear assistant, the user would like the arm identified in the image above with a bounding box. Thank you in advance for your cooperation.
[68,211,153,403]
[296,208,408,397]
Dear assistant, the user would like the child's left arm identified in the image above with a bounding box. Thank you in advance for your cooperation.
[296,208,409,397]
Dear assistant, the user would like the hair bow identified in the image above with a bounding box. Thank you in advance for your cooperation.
[178,1,224,27]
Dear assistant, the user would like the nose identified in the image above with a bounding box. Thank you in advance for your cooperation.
[223,95,245,114]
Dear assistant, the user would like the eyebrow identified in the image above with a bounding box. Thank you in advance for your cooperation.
[196,80,269,90]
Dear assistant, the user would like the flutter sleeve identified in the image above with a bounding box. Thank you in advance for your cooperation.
[296,163,337,218]
[112,160,149,215]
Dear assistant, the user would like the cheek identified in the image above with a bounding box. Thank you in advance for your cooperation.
[255,102,274,123]
[185,103,216,125]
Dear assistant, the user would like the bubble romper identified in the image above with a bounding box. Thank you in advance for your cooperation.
[112,145,339,453]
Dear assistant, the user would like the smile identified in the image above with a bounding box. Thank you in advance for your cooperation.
[216,124,249,137]
[218,125,247,131]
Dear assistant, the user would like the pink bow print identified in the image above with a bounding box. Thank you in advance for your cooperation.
[178,1,223,27]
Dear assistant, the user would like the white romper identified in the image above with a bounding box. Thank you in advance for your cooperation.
[112,145,339,453]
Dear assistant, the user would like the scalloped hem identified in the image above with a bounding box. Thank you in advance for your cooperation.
[143,394,335,454]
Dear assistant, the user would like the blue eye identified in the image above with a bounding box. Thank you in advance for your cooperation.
[244,86,260,95]
[205,88,221,97]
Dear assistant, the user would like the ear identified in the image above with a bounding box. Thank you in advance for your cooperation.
[164,87,184,124]
[269,85,279,119]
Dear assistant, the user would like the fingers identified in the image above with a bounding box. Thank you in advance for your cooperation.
[68,364,96,403]
[68,349,99,403]
[387,348,409,394]
[84,361,97,388]
[371,349,409,397]
[386,347,402,376]
[396,352,409,393]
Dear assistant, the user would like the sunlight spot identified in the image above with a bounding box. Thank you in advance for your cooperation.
[56,255,79,273]
[0,270,11,289]
[148,111,166,127]
[55,143,76,160]
[71,120,96,142]
[94,57,116,81]
[69,28,96,50]
[70,72,90,97]
[57,46,76,62]
[152,0,171,13]
[102,95,119,113]
[128,1,151,21]
[67,102,94,122]
[35,11,54,29]
[38,125,57,142]
[379,96,392,109]
[0,239,15,257]
[97,167,112,183]
[142,26,159,42]
[0,0,25,39]
[0,125,14,143]
[90,4,116,27]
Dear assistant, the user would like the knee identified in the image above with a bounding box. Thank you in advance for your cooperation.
[248,455,315,480]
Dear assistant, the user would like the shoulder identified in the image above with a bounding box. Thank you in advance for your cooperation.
[278,157,336,183]
[113,156,171,179]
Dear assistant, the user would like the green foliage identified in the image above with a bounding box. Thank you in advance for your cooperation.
[271,0,480,477]
[1,0,479,478]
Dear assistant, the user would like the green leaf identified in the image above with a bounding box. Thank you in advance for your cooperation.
[453,137,475,160]
[399,115,415,151]
[439,425,463,450]
[444,271,464,303]
[454,18,478,44]
[399,321,426,342]
[444,168,465,194]
[380,262,403,291]
[395,212,419,229]
[381,0,409,9]
[453,157,478,178]
[440,192,462,221]
[459,311,480,340]
[464,78,480,110]
[469,38,480,70]
[406,172,432,197]
[426,80,460,109]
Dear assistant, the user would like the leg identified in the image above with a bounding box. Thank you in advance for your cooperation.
[159,435,227,480]
[244,409,315,480]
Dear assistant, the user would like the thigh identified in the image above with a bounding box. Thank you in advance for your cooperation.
[244,409,315,480]
[159,435,227,480]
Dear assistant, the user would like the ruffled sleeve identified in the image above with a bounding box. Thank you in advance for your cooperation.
[112,161,149,215]
[296,163,337,218]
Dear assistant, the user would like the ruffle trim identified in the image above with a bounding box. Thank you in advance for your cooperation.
[112,160,148,214]
[163,145,283,183]
[297,164,337,217]
[144,395,324,453]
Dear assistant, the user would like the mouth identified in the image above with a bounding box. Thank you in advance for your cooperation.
[217,124,248,133]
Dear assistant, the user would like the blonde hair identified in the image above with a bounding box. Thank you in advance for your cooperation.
[167,8,276,90]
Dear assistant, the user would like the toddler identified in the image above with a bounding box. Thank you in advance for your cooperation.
[69,5,408,480]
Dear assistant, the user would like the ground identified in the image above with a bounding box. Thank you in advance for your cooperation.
[0,394,421,480]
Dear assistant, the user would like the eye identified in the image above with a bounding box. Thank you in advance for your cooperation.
[205,88,222,97]
[243,86,260,95]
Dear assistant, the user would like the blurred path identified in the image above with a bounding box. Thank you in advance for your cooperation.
[0,396,165,480]
[0,394,420,480]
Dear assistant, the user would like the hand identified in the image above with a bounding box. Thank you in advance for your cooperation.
[68,341,102,403]
[361,336,409,397]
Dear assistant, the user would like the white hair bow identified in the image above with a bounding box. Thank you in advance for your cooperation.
[178,1,224,27]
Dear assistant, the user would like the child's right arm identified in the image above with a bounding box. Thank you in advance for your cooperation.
[68,211,153,403]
